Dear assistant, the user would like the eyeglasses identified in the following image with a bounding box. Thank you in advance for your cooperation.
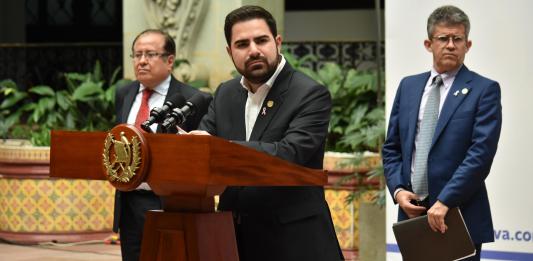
[130,51,169,61]
[432,35,466,46]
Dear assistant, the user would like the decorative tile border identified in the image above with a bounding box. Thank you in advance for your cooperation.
[0,179,114,233]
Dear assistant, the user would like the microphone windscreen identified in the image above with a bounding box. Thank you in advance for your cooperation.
[167,93,187,108]
[187,93,210,110]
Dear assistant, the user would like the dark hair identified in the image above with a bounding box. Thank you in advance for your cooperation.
[131,29,176,56]
[224,5,277,46]
[427,5,470,39]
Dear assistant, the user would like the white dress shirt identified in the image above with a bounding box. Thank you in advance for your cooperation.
[241,55,286,141]
[127,75,171,133]
[126,75,171,190]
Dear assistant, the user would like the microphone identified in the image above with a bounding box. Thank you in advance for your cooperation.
[140,93,186,133]
[161,93,210,132]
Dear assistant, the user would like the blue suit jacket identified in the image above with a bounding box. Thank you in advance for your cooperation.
[382,65,502,244]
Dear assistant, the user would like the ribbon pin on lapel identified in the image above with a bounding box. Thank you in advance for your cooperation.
[453,90,459,96]
[261,107,267,116]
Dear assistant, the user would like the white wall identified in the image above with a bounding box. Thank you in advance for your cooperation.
[386,0,533,259]
[284,10,384,41]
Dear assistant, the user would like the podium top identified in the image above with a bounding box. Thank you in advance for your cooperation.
[50,128,327,196]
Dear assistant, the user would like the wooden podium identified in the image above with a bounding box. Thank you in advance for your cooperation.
[49,124,326,261]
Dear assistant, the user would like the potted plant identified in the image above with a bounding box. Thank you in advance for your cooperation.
[0,61,131,244]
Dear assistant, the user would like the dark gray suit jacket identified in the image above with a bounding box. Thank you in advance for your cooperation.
[112,75,209,232]
[199,63,343,261]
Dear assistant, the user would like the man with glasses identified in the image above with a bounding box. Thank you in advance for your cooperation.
[383,5,502,260]
[113,29,209,261]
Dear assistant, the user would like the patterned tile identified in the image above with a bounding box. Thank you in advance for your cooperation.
[285,41,385,71]
[0,179,114,233]
[325,188,380,252]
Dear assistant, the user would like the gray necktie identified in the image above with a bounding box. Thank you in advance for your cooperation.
[412,75,443,199]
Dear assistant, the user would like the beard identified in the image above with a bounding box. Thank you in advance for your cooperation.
[236,54,280,85]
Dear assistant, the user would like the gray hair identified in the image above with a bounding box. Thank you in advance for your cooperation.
[427,5,470,38]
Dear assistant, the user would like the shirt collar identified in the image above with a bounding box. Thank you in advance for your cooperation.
[240,55,286,92]
[430,64,462,90]
[139,75,171,96]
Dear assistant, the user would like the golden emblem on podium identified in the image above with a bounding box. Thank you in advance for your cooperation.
[102,131,142,183]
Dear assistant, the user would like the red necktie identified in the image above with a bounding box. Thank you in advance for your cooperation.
[134,89,153,130]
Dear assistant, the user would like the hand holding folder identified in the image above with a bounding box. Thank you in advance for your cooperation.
[393,207,476,261]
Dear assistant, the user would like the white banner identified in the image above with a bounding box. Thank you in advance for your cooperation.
[385,0,533,259]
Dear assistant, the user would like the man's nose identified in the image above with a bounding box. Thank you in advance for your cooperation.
[445,38,456,49]
[249,42,260,57]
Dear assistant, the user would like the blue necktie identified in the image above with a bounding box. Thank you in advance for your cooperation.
[412,75,443,199]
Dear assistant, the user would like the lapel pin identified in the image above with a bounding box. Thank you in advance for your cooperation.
[453,90,459,96]
[267,100,274,108]
[461,88,469,95]
[261,107,267,116]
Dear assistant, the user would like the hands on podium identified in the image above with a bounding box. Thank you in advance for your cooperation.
[171,125,211,136]
[188,130,211,136]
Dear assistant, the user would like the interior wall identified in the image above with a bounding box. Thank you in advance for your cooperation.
[284,9,384,42]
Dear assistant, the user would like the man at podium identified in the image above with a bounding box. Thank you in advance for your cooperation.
[114,29,209,261]
[190,5,344,261]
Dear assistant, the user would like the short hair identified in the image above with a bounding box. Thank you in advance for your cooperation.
[224,5,277,46]
[131,29,176,56]
[427,5,470,39]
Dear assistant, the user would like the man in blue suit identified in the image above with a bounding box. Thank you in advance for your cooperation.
[383,5,502,260]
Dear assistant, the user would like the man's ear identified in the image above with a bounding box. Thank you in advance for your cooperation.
[424,39,433,52]
[226,46,232,58]
[275,35,282,53]
[466,40,472,52]
[167,55,175,71]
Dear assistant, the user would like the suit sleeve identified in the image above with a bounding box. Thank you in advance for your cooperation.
[437,81,502,207]
[382,79,407,202]
[114,84,127,124]
[233,84,331,168]
[185,92,212,131]
[198,84,221,135]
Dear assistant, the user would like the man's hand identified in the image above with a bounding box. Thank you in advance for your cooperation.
[427,200,449,234]
[188,130,211,136]
[396,190,426,218]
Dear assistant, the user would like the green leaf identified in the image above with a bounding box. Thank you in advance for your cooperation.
[0,92,27,109]
[173,59,190,69]
[72,82,103,101]
[38,97,56,110]
[318,63,342,87]
[109,66,122,85]
[0,79,17,90]
[92,60,102,81]
[56,90,71,110]
[19,103,36,112]
[65,72,89,81]
[187,79,208,89]
[2,110,23,131]
[104,85,116,103]
[65,111,76,129]
[29,85,55,96]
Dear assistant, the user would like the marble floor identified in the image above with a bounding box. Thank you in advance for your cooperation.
[0,241,121,261]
